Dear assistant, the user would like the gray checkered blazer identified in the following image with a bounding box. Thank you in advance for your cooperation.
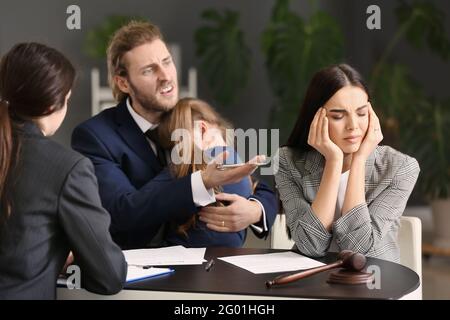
[274,145,420,262]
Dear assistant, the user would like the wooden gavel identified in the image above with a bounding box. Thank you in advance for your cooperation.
[266,250,367,288]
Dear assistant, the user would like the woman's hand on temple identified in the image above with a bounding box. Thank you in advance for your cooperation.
[308,108,343,162]
[354,103,383,161]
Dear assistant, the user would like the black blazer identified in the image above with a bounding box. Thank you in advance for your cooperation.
[0,122,127,299]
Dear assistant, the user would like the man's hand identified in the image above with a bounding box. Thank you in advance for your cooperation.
[198,193,262,232]
[61,251,74,274]
[201,152,263,189]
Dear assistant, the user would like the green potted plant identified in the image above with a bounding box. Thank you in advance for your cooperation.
[369,0,450,148]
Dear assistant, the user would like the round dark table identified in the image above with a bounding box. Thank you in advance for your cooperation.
[126,247,420,300]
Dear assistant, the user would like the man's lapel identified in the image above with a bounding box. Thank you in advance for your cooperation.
[114,101,163,170]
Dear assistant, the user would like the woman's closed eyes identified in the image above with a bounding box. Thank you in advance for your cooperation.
[327,104,369,120]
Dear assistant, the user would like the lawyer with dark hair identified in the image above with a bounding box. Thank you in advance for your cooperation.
[0,43,127,299]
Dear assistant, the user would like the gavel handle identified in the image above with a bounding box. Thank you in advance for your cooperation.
[266,260,343,288]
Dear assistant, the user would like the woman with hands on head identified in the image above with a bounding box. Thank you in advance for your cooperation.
[275,64,420,262]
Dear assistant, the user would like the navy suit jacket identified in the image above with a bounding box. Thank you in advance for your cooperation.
[71,100,277,249]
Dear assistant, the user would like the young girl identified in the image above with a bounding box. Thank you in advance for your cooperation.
[158,97,255,247]
[275,64,420,262]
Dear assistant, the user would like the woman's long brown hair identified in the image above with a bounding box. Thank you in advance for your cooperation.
[0,43,75,227]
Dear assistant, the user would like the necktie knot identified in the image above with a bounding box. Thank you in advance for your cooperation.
[145,128,159,144]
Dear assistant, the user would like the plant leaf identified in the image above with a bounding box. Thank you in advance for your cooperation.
[194,9,251,106]
[401,98,450,199]
[395,0,450,60]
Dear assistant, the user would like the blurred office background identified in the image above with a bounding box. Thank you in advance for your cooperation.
[1,0,449,299]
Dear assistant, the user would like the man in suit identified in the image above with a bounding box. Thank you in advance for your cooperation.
[71,21,277,249]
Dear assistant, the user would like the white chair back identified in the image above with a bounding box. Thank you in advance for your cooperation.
[270,214,294,250]
[398,216,422,300]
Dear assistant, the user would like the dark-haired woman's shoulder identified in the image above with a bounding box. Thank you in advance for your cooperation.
[373,145,420,180]
[19,131,93,193]
[24,133,85,169]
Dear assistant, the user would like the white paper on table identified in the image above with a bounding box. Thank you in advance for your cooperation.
[123,245,207,266]
[218,251,325,274]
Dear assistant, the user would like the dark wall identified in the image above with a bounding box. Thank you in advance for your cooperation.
[328,0,450,98]
[0,0,284,146]
[1,0,449,148]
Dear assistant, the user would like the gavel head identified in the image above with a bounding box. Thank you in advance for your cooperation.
[337,250,367,271]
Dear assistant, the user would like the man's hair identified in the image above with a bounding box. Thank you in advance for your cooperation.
[107,20,163,102]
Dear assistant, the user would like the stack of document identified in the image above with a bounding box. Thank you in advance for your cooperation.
[123,245,206,267]
[218,251,325,274]
[123,246,206,283]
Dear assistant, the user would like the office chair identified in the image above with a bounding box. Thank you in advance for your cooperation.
[270,214,294,250]
[398,216,422,300]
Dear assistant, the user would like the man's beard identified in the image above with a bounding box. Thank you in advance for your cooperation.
[129,80,178,114]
